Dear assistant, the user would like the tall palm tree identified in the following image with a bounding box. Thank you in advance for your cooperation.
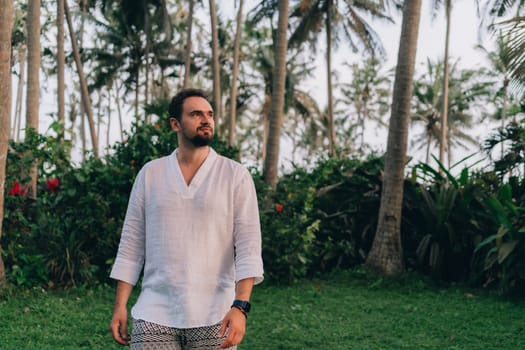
[263,0,288,189]
[432,0,453,166]
[339,57,392,150]
[65,0,99,157]
[289,0,391,156]
[12,44,26,142]
[57,0,66,140]
[480,1,525,89]
[476,34,525,156]
[26,0,41,196]
[0,0,14,287]
[209,0,222,131]
[411,59,493,165]
[366,0,422,276]
[228,0,244,146]
[183,0,195,89]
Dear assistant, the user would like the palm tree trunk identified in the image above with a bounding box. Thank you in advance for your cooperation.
[366,0,422,275]
[261,92,271,163]
[425,134,431,163]
[0,0,14,287]
[263,0,288,189]
[96,91,102,152]
[183,0,194,89]
[228,0,244,146]
[79,0,86,159]
[57,0,65,140]
[326,0,335,156]
[13,45,26,142]
[134,68,140,119]
[439,0,451,167]
[144,0,151,123]
[107,89,112,149]
[26,0,41,198]
[65,0,99,157]
[501,78,508,158]
[116,84,124,142]
[209,0,222,132]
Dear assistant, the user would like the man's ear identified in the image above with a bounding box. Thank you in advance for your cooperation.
[169,117,180,132]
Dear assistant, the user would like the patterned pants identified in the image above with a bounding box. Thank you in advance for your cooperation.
[130,318,237,350]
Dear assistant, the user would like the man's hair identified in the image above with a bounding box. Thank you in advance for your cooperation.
[168,88,210,121]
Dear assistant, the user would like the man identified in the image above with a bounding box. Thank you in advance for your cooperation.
[109,88,264,349]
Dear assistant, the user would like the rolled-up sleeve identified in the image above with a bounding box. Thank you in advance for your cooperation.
[110,169,146,285]
[233,168,264,284]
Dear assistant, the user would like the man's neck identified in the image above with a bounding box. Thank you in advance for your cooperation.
[176,145,210,166]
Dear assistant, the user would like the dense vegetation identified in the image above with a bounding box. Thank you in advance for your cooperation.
[2,118,524,296]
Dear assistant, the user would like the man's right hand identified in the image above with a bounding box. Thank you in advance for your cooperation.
[109,307,130,345]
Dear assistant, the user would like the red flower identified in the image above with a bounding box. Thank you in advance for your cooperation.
[47,177,60,192]
[8,181,26,196]
[275,203,283,213]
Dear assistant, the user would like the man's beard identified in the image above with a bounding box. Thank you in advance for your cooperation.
[181,126,213,147]
[189,134,213,147]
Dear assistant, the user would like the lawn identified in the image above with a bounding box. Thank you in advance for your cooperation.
[1,270,523,350]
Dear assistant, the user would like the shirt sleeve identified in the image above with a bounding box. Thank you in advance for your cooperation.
[109,168,146,285]
[233,168,264,284]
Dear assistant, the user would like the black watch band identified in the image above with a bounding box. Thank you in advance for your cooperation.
[231,299,251,317]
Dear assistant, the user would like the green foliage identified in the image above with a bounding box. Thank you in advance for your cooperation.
[473,179,525,294]
[404,157,489,282]
[484,119,525,175]
[3,118,525,296]
[256,156,384,283]
[311,156,384,271]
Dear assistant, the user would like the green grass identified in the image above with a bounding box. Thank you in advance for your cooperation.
[1,270,523,350]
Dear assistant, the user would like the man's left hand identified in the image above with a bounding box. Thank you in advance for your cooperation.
[218,307,246,348]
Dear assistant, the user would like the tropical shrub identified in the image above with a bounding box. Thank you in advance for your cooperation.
[256,155,384,283]
[402,158,489,282]
[472,179,525,294]
[311,156,383,272]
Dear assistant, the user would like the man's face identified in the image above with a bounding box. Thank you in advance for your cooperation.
[171,96,214,147]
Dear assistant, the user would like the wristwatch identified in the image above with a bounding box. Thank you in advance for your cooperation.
[231,299,251,317]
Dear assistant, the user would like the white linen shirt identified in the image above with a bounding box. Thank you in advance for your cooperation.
[110,148,264,328]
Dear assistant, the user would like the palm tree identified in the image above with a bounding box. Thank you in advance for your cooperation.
[411,59,493,165]
[57,0,66,140]
[366,0,423,275]
[338,57,392,151]
[228,0,244,146]
[480,1,525,88]
[288,0,391,156]
[183,0,195,89]
[0,0,14,287]
[65,0,99,157]
[432,0,453,166]
[12,44,26,142]
[26,0,41,196]
[10,3,25,141]
[263,0,289,189]
[209,0,223,131]
[479,34,525,154]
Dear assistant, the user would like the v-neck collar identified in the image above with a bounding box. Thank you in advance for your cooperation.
[169,148,217,197]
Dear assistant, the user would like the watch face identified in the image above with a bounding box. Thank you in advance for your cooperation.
[233,300,251,313]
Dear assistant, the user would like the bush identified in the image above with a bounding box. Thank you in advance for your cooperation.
[2,120,238,288]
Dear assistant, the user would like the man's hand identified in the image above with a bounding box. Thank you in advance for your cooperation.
[109,307,130,346]
[219,307,247,348]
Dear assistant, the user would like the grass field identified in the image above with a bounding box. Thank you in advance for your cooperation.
[1,270,523,350]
